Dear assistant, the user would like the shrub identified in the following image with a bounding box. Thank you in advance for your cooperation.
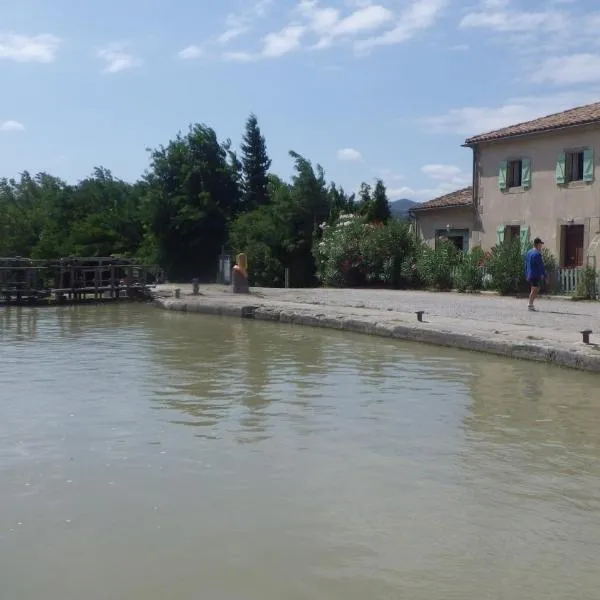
[416,240,459,290]
[485,239,525,295]
[575,266,598,300]
[313,215,419,288]
[453,247,485,292]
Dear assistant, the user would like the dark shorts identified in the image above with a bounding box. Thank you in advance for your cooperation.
[529,278,540,288]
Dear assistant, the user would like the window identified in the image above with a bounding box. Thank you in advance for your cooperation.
[498,158,531,190]
[556,149,594,184]
[505,225,520,241]
[507,160,522,188]
[566,151,584,182]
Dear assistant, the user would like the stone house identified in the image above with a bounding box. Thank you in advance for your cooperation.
[411,101,600,269]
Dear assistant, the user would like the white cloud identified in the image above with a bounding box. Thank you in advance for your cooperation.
[262,25,305,57]
[227,0,436,60]
[421,164,463,180]
[532,54,600,85]
[223,50,255,62]
[354,0,446,53]
[217,0,273,44]
[387,182,466,202]
[337,147,362,161]
[0,120,25,132]
[227,24,305,60]
[376,168,404,181]
[298,0,340,34]
[459,8,564,33]
[177,44,204,59]
[97,43,142,73]
[423,90,600,136]
[0,33,61,63]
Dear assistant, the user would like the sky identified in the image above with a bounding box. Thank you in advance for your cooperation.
[1,0,600,203]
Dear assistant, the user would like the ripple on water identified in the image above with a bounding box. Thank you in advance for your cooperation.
[2,306,600,599]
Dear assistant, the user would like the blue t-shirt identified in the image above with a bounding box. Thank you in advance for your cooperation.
[525,248,545,280]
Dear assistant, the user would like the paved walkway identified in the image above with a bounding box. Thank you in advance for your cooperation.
[154,284,600,371]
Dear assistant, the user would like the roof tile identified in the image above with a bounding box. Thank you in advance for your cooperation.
[410,187,472,212]
[465,101,600,145]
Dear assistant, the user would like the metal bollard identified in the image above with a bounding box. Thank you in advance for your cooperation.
[174,288,181,299]
[416,311,424,322]
[580,329,592,344]
[192,278,199,295]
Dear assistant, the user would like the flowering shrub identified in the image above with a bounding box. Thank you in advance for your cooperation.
[453,247,485,292]
[313,214,419,288]
[415,240,459,290]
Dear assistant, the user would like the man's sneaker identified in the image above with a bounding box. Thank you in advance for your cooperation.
[528,305,537,311]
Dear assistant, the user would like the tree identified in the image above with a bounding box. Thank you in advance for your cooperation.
[240,113,272,211]
[370,179,391,224]
[144,124,241,280]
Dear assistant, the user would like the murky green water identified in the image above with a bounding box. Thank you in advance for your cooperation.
[1,305,600,600]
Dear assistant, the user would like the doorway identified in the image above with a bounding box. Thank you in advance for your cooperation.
[435,229,469,252]
[561,224,584,267]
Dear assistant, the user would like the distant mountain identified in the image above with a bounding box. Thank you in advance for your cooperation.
[389,198,417,218]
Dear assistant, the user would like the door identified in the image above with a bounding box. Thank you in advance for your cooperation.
[563,225,584,267]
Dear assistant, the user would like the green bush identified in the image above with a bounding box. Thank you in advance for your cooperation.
[575,266,598,300]
[416,240,459,290]
[485,239,525,295]
[313,215,419,288]
[453,247,485,292]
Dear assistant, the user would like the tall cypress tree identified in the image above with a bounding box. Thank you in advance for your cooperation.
[371,179,391,223]
[241,113,272,211]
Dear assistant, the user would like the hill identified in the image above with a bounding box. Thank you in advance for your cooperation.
[389,198,417,219]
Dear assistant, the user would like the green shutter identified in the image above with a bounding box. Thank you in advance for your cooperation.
[519,225,530,250]
[521,158,531,189]
[496,225,505,245]
[583,148,594,182]
[556,152,566,184]
[498,161,507,190]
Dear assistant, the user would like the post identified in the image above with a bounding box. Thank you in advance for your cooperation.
[285,268,290,289]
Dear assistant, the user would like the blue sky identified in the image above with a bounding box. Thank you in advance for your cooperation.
[1,0,600,202]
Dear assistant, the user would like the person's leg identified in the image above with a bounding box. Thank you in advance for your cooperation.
[528,283,539,309]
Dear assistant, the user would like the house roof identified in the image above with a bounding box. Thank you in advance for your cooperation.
[410,187,472,213]
[464,101,600,145]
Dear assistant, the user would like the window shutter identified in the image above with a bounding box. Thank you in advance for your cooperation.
[519,225,530,250]
[496,225,505,245]
[498,161,507,190]
[555,152,566,184]
[583,148,594,182]
[521,158,531,189]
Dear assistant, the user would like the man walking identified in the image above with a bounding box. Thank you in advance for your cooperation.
[525,237,545,311]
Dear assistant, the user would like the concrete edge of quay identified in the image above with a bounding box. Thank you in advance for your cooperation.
[154,296,600,374]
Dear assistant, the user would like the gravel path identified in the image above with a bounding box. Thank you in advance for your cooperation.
[158,284,600,338]
[250,287,600,334]
[155,284,600,371]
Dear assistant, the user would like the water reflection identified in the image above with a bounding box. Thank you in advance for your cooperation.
[3,305,600,600]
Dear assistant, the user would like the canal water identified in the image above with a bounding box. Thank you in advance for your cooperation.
[1,305,600,600]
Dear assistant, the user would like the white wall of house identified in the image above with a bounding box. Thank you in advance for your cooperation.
[414,207,476,250]
[475,124,600,267]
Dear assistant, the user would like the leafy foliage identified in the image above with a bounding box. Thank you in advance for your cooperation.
[575,266,598,299]
[314,214,418,288]
[453,247,485,292]
[415,240,460,290]
[485,239,526,295]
